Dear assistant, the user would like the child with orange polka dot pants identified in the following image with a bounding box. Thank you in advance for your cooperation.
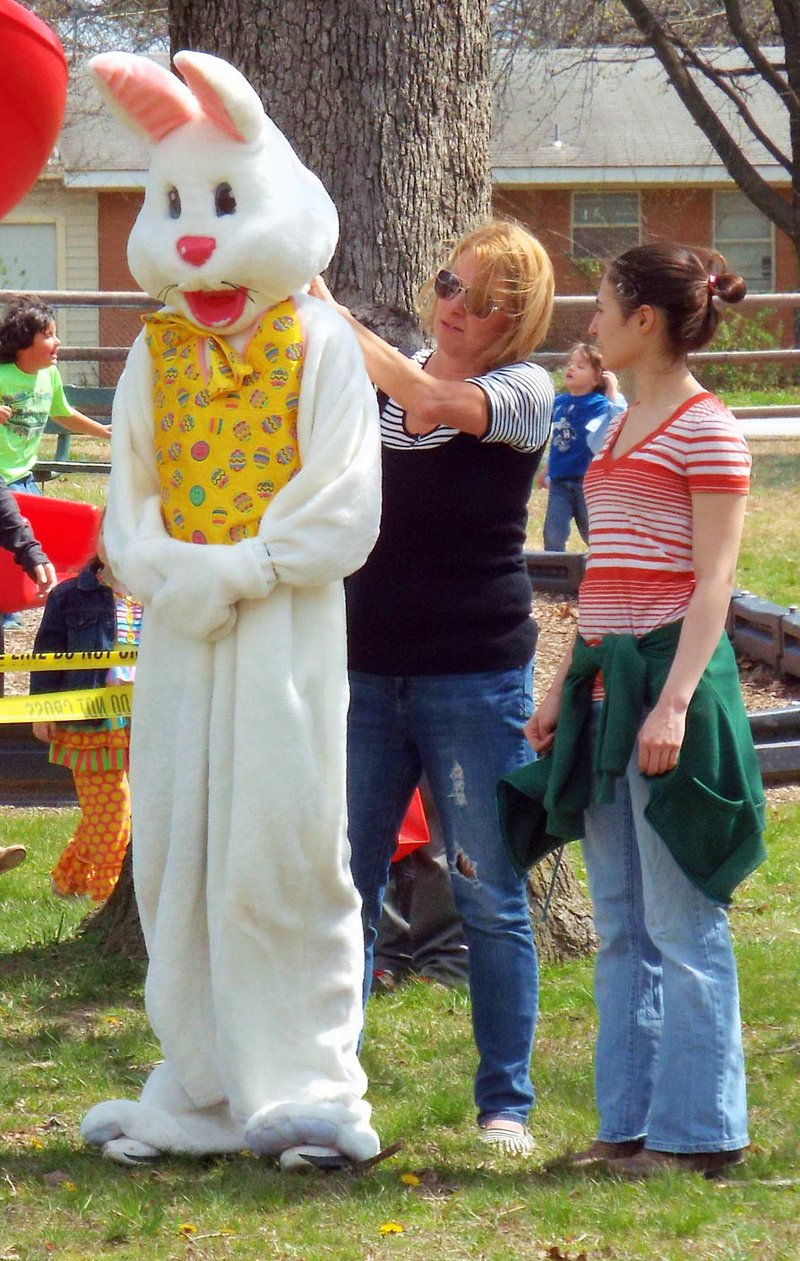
[31,549,141,903]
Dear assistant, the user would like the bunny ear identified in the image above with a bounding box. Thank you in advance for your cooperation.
[90,53,199,141]
[174,51,265,144]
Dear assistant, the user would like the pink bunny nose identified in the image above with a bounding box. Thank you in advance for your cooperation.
[177,236,217,267]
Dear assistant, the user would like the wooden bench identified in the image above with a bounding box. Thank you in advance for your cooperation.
[34,384,114,483]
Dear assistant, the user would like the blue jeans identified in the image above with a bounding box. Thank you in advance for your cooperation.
[582,715,749,1153]
[347,666,538,1125]
[543,478,588,551]
[7,472,42,495]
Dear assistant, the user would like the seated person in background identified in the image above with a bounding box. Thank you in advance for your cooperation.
[372,778,468,992]
[538,342,626,551]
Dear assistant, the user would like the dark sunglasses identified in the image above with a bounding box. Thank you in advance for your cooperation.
[434,268,503,320]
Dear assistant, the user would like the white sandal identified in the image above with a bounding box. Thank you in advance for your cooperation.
[478,1124,535,1156]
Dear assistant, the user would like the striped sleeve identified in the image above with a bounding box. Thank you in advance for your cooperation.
[468,360,554,453]
[680,402,751,494]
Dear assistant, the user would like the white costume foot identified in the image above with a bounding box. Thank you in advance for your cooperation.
[245,1104,379,1164]
[102,1137,162,1166]
[82,1077,246,1158]
[279,1144,351,1172]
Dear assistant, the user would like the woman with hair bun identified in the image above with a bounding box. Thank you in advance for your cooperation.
[520,242,765,1178]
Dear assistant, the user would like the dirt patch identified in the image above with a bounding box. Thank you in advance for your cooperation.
[1,605,43,696]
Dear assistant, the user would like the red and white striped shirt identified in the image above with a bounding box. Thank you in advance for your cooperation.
[579,392,751,643]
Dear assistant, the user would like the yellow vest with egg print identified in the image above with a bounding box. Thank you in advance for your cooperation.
[145,299,303,544]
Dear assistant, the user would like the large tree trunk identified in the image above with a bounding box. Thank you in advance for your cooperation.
[168,0,493,346]
[529,849,597,965]
[94,1,595,963]
[86,845,146,958]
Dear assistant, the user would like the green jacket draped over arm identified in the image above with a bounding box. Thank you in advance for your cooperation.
[497,621,766,906]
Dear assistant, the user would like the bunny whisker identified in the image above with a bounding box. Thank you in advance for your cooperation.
[220,281,257,304]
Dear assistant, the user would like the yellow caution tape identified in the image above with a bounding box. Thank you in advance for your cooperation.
[0,650,138,673]
[0,685,133,724]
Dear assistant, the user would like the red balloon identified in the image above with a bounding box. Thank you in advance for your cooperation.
[0,0,68,221]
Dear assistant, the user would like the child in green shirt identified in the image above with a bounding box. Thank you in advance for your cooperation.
[0,298,111,493]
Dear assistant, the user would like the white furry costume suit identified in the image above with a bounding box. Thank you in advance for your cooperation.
[81,51,381,1164]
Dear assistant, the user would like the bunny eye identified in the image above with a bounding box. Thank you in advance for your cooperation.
[167,187,182,220]
[214,183,236,217]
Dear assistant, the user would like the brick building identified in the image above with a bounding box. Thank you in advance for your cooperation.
[492,49,798,348]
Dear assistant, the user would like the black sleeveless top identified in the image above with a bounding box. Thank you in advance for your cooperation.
[346,360,552,675]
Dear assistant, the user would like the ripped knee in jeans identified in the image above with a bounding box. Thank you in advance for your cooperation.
[455,849,478,882]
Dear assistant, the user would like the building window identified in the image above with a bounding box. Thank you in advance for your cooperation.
[714,191,773,293]
[0,222,57,290]
[572,192,640,263]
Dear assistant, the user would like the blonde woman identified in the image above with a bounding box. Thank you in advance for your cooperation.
[313,220,555,1154]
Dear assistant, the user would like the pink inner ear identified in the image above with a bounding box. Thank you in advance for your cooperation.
[174,59,246,142]
[91,53,199,141]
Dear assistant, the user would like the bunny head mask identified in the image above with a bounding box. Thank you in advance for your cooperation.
[90,51,339,334]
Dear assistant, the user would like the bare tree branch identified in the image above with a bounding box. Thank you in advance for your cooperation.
[672,35,794,172]
[620,0,800,236]
[724,0,800,117]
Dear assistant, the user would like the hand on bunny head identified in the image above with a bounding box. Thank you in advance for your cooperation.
[90,51,339,334]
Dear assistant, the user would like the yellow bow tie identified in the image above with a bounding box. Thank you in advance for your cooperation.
[143,309,258,397]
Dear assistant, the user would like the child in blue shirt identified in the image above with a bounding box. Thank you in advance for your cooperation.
[539,342,626,551]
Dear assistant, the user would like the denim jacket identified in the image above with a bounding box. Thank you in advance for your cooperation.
[30,561,116,698]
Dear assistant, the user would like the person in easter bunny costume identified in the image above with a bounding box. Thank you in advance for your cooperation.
[80,51,382,1172]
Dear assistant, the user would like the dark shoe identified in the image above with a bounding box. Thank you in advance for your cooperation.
[548,1138,644,1170]
[0,845,27,874]
[610,1147,746,1180]
[371,969,399,994]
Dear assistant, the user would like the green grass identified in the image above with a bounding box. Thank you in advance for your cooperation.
[736,439,800,605]
[35,433,109,507]
[724,390,799,408]
[0,805,797,1260]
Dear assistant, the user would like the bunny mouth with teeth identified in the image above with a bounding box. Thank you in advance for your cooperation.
[183,286,250,328]
[156,282,255,329]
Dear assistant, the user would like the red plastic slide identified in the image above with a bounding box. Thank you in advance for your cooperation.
[0,493,102,613]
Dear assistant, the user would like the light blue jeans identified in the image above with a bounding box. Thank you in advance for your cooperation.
[7,472,42,495]
[582,716,749,1153]
[347,666,538,1126]
[543,477,589,551]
